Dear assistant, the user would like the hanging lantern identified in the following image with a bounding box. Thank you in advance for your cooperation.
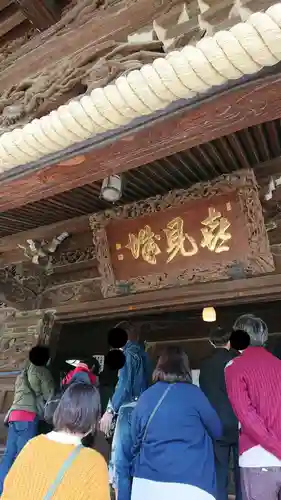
[101,174,123,202]
[202,306,216,322]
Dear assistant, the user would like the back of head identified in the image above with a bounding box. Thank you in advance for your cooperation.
[153,345,192,383]
[29,345,50,367]
[91,358,101,376]
[80,357,100,375]
[109,320,139,346]
[118,320,138,342]
[209,327,231,348]
[53,382,101,436]
[233,314,268,347]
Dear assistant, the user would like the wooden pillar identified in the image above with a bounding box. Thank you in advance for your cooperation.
[37,310,61,361]
[14,0,59,31]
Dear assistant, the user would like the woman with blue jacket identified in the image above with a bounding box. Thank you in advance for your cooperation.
[117,345,222,500]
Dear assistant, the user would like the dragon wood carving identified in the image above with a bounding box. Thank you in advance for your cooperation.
[0,0,271,134]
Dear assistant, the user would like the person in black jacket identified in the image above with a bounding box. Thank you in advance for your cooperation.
[199,327,241,500]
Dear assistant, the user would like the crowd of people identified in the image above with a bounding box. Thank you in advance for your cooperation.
[0,313,280,500]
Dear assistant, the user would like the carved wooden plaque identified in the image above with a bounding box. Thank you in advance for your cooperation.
[89,170,274,298]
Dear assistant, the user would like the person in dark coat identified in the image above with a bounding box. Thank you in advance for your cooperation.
[199,327,241,500]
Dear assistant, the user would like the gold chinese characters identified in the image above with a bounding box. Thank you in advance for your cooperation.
[200,207,231,253]
[116,206,232,265]
[125,225,161,265]
[164,217,198,263]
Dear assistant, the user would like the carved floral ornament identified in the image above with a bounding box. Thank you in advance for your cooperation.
[1,3,281,170]
[89,169,274,298]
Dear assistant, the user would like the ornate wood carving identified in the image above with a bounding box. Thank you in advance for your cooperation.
[0,264,45,309]
[0,243,99,309]
[0,0,176,92]
[0,333,33,370]
[0,0,272,93]
[89,170,274,297]
[16,232,69,274]
[37,310,55,345]
[1,73,281,213]
[0,40,164,135]
[41,278,102,308]
[0,219,91,254]
[52,245,96,267]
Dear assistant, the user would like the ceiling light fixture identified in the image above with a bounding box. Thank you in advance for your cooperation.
[202,306,216,322]
[101,174,123,203]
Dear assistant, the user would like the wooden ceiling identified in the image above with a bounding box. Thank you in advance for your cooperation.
[0,118,281,237]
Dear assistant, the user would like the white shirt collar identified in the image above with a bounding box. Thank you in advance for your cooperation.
[46,431,82,446]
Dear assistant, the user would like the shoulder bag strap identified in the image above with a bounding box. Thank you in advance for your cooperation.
[24,364,36,396]
[43,444,83,500]
[143,384,174,442]
[24,365,45,416]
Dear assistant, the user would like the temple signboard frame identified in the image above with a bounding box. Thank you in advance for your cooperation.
[89,169,274,298]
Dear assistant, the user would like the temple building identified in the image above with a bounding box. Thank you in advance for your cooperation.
[1,2,281,488]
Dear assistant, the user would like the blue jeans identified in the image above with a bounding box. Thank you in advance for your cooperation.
[109,402,137,499]
[0,419,38,494]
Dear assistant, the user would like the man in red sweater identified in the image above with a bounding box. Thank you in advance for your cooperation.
[225,314,281,500]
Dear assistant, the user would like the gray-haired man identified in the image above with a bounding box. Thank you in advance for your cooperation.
[225,314,281,500]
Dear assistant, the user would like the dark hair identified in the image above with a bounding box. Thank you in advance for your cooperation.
[153,345,192,383]
[29,345,50,367]
[209,327,231,347]
[53,383,101,435]
[108,327,128,348]
[81,357,100,375]
[230,329,250,351]
[91,358,101,376]
[104,349,125,370]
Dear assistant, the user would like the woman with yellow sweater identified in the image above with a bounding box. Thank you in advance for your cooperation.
[1,383,110,500]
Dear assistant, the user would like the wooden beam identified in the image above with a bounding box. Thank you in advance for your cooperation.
[55,273,281,321]
[0,227,93,265]
[0,214,90,252]
[254,156,281,181]
[2,72,281,211]
[15,0,58,31]
[0,9,25,38]
[0,0,13,12]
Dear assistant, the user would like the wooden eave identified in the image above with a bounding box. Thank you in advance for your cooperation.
[0,0,280,206]
[1,69,281,218]
[1,2,281,319]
